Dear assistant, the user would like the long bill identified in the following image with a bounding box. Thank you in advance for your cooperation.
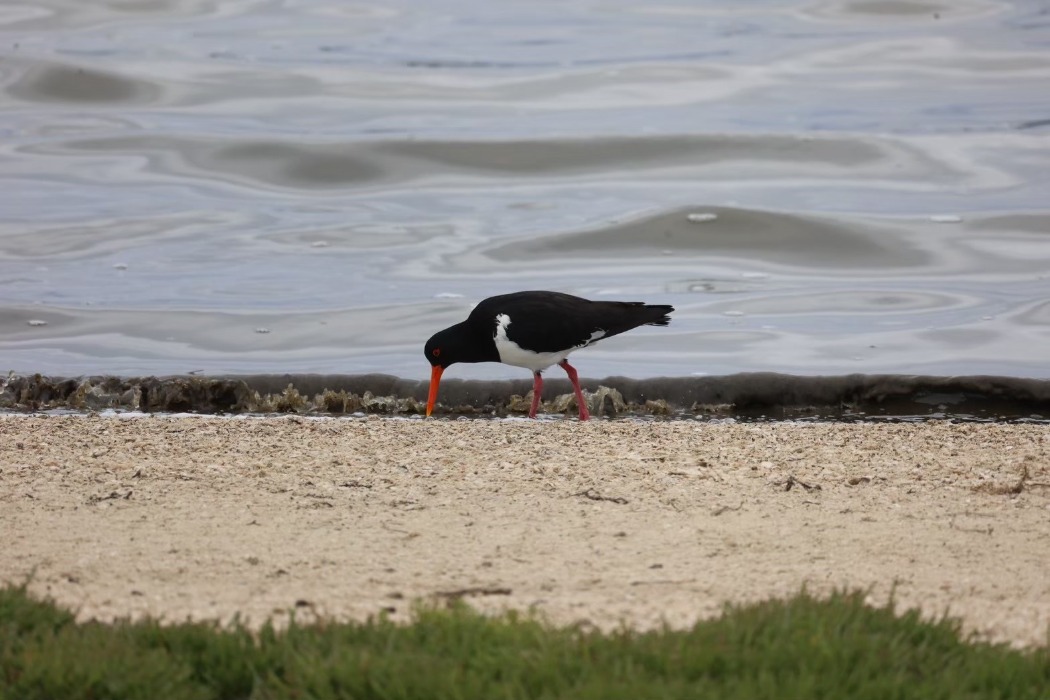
[426,365,443,417]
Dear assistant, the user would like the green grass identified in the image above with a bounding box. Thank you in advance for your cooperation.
[1,584,1047,700]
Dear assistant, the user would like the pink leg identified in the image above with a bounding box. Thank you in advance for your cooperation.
[559,360,590,421]
[529,371,543,418]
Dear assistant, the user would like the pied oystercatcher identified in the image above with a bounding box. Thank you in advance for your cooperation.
[424,291,674,420]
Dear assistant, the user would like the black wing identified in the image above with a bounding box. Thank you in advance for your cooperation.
[471,291,673,354]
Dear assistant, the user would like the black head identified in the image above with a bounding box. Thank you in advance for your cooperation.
[424,321,496,417]
[424,320,498,369]
[424,327,456,369]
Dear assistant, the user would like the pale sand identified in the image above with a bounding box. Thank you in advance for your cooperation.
[1,415,1048,646]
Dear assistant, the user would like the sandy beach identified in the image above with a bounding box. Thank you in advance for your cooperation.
[1,414,1048,647]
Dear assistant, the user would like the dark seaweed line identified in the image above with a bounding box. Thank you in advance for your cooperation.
[2,372,1048,422]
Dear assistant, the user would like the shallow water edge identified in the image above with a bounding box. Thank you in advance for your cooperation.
[2,372,1048,422]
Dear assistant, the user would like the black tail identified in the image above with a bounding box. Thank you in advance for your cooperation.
[644,304,674,327]
[596,301,674,339]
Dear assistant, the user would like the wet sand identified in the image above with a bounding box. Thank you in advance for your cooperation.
[2,415,1048,647]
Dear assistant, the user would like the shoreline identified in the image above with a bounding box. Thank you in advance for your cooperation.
[3,371,1050,419]
[1,415,1048,647]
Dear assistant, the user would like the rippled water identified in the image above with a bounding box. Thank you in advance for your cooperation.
[1,0,1049,379]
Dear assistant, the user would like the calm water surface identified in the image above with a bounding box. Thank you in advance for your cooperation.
[1,0,1049,379]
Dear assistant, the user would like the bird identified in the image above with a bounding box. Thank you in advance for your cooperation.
[424,291,674,420]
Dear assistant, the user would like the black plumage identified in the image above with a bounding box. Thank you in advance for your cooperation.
[424,291,674,420]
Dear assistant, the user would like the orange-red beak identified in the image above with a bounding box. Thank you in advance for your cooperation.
[426,365,443,417]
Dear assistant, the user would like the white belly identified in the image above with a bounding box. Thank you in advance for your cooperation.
[493,313,603,373]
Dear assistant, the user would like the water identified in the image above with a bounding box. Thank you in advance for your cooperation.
[1,0,1049,380]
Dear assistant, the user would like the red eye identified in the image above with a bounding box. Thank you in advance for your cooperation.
[432,348,441,357]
